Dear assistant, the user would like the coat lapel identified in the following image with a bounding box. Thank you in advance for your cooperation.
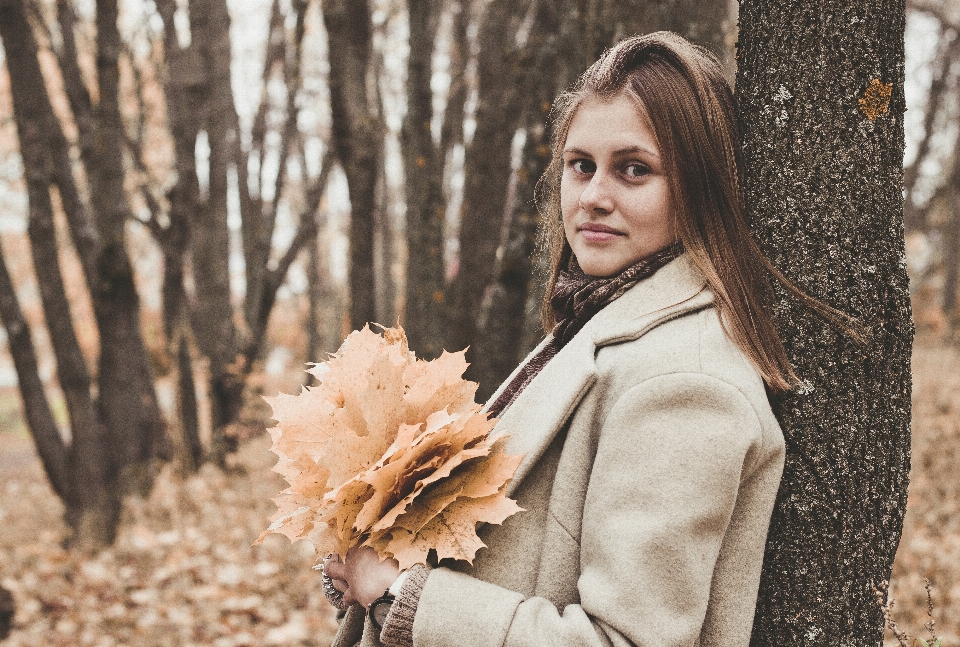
[491,254,713,497]
[494,330,598,497]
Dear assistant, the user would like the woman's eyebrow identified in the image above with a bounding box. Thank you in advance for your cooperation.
[612,145,660,159]
[562,145,660,159]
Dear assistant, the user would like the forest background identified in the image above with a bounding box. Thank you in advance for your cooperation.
[0,0,954,645]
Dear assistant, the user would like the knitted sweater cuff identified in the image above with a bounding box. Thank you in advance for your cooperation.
[379,564,431,647]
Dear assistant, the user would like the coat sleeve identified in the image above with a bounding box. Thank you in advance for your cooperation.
[409,372,766,647]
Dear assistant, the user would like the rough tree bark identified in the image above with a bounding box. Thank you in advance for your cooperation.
[322,0,381,330]
[737,1,912,644]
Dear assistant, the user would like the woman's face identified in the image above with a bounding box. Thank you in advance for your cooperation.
[560,94,677,277]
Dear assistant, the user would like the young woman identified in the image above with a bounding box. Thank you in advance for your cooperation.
[324,31,803,647]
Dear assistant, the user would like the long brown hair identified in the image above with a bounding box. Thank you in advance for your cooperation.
[537,32,853,393]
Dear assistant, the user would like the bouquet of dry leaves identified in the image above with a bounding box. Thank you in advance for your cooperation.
[256,326,524,570]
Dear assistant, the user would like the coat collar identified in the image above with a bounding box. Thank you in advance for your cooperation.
[489,253,713,496]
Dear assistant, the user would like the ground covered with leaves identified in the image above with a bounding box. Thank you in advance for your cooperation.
[885,340,960,645]
[0,434,339,647]
[0,340,957,646]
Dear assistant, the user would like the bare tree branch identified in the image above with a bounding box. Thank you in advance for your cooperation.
[0,251,71,503]
[55,0,97,173]
[271,151,335,294]
[245,150,335,365]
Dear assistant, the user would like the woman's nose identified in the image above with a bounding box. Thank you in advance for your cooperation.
[578,172,615,214]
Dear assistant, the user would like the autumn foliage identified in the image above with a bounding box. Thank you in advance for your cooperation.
[257,326,524,569]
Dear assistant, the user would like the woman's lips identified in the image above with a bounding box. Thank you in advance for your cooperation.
[578,222,624,243]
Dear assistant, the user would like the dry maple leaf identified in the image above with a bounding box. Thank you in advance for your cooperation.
[256,325,524,569]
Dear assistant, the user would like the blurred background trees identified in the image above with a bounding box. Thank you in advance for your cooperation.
[905,0,960,333]
[0,0,739,545]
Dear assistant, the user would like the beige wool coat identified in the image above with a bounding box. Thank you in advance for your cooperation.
[332,254,786,647]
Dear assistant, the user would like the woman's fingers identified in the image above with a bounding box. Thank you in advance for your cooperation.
[324,554,347,580]
[342,589,357,607]
[322,554,352,604]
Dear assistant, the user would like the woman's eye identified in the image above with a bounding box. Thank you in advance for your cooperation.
[624,163,650,178]
[571,159,596,174]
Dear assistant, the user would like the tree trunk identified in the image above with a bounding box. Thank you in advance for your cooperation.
[306,234,323,383]
[374,156,397,326]
[402,0,447,358]
[244,0,310,351]
[0,585,13,640]
[0,0,131,547]
[471,130,546,400]
[90,0,165,497]
[239,0,284,334]
[941,127,960,332]
[0,251,70,504]
[640,0,731,59]
[439,0,469,164]
[445,0,534,364]
[470,0,563,399]
[25,181,116,542]
[55,0,97,200]
[306,206,342,366]
[322,0,381,330]
[156,0,206,471]
[903,32,959,232]
[470,0,734,397]
[736,2,912,644]
[187,0,244,465]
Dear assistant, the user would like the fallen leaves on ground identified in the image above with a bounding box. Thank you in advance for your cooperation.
[0,436,339,647]
[1,338,955,646]
[885,339,960,646]
[258,326,524,569]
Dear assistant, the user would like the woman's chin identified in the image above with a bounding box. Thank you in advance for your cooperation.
[573,248,635,277]
[577,259,629,278]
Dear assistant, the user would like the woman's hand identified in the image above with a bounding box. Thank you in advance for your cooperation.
[324,546,401,608]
